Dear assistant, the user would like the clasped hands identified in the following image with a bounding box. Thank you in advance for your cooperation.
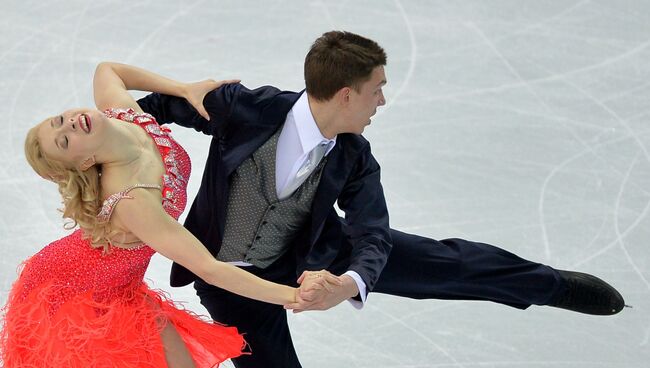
[285,270,359,313]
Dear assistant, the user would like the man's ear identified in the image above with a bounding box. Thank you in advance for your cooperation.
[79,155,96,171]
[335,87,352,105]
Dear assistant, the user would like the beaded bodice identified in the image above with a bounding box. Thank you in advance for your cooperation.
[99,108,190,223]
[16,108,191,309]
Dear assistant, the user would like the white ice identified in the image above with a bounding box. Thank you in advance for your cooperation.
[1,1,649,367]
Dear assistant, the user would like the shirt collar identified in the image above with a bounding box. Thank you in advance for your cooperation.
[291,92,337,155]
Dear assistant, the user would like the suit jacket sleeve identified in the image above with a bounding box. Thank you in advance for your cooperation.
[336,144,392,292]
[136,83,243,136]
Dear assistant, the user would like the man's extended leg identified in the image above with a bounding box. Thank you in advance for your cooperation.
[373,229,623,314]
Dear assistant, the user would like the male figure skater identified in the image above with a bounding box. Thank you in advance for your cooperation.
[138,31,624,368]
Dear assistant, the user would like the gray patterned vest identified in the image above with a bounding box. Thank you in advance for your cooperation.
[217,128,326,268]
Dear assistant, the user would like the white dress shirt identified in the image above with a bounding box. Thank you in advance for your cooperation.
[275,93,336,199]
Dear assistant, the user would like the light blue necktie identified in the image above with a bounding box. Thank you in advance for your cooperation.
[278,141,330,199]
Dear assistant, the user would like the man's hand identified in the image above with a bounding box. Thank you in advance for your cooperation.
[284,270,359,312]
[182,79,240,120]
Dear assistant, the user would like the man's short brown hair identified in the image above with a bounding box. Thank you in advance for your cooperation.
[304,31,387,101]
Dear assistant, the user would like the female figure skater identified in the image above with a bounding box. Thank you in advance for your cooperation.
[0,62,334,367]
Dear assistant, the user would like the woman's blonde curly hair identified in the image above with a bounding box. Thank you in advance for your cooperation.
[25,124,114,252]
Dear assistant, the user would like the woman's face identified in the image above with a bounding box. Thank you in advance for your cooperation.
[36,108,109,169]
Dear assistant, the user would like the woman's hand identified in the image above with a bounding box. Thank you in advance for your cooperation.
[182,79,240,120]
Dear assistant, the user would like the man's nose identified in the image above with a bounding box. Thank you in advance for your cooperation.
[378,90,387,106]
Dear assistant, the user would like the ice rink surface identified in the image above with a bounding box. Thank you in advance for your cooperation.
[1,1,649,367]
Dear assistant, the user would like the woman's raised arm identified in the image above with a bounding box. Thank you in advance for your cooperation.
[93,62,236,120]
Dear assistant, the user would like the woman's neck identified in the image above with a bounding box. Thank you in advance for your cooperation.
[98,118,147,169]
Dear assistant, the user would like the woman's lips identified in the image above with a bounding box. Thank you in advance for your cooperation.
[79,114,92,133]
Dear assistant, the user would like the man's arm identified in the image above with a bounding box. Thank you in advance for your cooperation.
[337,145,392,291]
[137,82,242,136]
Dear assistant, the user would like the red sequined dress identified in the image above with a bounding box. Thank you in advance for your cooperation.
[0,109,245,367]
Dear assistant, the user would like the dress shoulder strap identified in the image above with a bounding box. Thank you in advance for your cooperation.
[97,184,162,223]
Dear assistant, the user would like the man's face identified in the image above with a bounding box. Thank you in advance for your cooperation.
[345,66,387,134]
